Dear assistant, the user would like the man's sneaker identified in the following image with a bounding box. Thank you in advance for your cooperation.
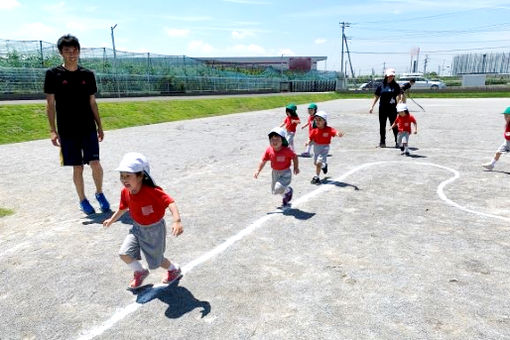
[405,151,410,156]
[163,266,182,284]
[130,269,150,288]
[300,152,311,157]
[401,151,406,155]
[282,187,293,206]
[400,146,405,151]
[80,199,96,215]
[95,192,110,212]
[395,143,399,149]
[322,163,328,174]
[311,176,321,184]
[482,163,494,171]
[379,143,386,148]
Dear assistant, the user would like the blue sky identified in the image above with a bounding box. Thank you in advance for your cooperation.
[1,0,510,75]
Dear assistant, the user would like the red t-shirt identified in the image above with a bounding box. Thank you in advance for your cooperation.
[505,123,510,141]
[283,116,300,132]
[262,146,296,170]
[394,114,417,133]
[309,126,338,145]
[119,185,174,225]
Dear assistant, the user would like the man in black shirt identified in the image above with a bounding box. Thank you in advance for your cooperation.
[400,78,415,103]
[44,34,110,215]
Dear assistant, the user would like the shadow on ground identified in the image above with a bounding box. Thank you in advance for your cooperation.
[267,208,316,220]
[82,211,134,226]
[131,280,211,319]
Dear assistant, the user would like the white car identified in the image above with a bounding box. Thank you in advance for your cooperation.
[398,76,446,90]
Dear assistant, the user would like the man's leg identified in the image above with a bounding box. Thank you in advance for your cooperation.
[90,160,103,194]
[73,165,86,201]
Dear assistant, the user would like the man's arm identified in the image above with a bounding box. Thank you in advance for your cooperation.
[46,94,60,146]
[89,95,104,142]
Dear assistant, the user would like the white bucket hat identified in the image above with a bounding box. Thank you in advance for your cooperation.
[385,68,396,77]
[268,127,289,147]
[116,152,156,185]
[396,103,408,112]
[314,110,328,122]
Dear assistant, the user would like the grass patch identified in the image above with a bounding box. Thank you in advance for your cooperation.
[1,91,509,145]
[0,207,14,217]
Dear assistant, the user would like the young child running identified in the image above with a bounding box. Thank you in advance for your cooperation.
[482,106,510,170]
[389,103,417,156]
[280,103,300,150]
[300,103,318,157]
[254,127,299,208]
[103,152,183,289]
[305,111,344,184]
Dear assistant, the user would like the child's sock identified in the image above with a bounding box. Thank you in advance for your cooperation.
[167,263,179,271]
[491,158,497,166]
[128,260,145,272]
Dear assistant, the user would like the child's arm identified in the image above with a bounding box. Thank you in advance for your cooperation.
[389,121,397,130]
[292,155,300,175]
[254,160,267,179]
[336,130,344,138]
[167,202,183,236]
[103,208,128,227]
[280,122,285,128]
[413,122,418,134]
[304,138,312,146]
[292,119,300,124]
[301,122,310,129]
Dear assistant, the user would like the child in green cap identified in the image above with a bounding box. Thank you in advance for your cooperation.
[482,106,510,170]
[280,103,300,150]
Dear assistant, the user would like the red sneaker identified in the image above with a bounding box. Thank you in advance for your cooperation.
[162,266,182,284]
[130,269,149,288]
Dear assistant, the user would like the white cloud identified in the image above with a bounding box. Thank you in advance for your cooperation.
[232,30,255,40]
[315,38,327,44]
[187,40,215,55]
[0,0,20,10]
[165,28,190,37]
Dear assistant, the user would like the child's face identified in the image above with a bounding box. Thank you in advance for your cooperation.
[120,172,143,193]
[398,111,406,116]
[308,108,315,116]
[504,114,510,124]
[269,135,283,149]
[314,116,326,128]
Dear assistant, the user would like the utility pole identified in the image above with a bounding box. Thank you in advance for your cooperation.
[423,54,429,75]
[338,21,350,90]
[110,24,120,97]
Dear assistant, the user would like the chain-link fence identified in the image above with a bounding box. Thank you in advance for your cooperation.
[0,39,339,99]
[452,52,510,75]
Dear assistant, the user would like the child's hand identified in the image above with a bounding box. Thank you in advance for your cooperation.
[337,131,344,137]
[103,218,113,228]
[294,167,300,175]
[254,171,260,179]
[172,221,183,236]
[414,130,417,134]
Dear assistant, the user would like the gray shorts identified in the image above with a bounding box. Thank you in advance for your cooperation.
[286,131,295,149]
[272,168,292,195]
[497,140,510,153]
[119,219,167,269]
[313,144,330,165]
[397,131,410,145]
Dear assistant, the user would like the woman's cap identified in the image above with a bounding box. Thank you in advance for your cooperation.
[396,103,408,112]
[314,110,328,122]
[115,152,151,174]
[286,103,297,111]
[384,68,396,77]
[268,127,289,147]
[502,106,510,115]
[308,103,317,110]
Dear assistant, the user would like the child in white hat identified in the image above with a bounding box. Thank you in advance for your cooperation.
[103,152,183,289]
[254,127,300,208]
[305,111,344,184]
[389,103,417,156]
[482,106,510,170]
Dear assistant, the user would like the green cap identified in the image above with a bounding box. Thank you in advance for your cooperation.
[308,103,317,110]
[286,103,297,111]
[503,107,510,115]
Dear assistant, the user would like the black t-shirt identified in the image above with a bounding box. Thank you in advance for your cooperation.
[400,82,412,93]
[374,81,401,108]
[44,65,97,137]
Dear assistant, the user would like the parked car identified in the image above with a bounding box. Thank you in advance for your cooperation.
[358,78,383,90]
[398,76,446,90]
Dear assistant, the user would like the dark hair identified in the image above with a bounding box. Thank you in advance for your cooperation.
[409,78,416,83]
[286,108,298,118]
[57,34,80,52]
[135,171,157,188]
[383,76,396,85]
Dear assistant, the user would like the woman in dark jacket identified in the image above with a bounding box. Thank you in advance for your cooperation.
[369,68,402,148]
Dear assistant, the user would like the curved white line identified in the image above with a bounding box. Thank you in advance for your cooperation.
[76,160,509,340]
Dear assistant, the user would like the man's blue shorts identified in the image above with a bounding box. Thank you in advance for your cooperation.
[60,131,100,166]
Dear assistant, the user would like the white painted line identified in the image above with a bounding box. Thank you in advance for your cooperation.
[76,160,509,339]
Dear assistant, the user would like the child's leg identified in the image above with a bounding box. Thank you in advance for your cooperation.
[160,257,178,271]
[120,254,144,271]
[494,152,502,161]
[315,162,322,176]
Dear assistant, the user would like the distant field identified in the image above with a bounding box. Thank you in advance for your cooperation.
[1,91,509,145]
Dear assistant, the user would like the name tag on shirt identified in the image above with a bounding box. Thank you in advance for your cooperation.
[141,205,154,215]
